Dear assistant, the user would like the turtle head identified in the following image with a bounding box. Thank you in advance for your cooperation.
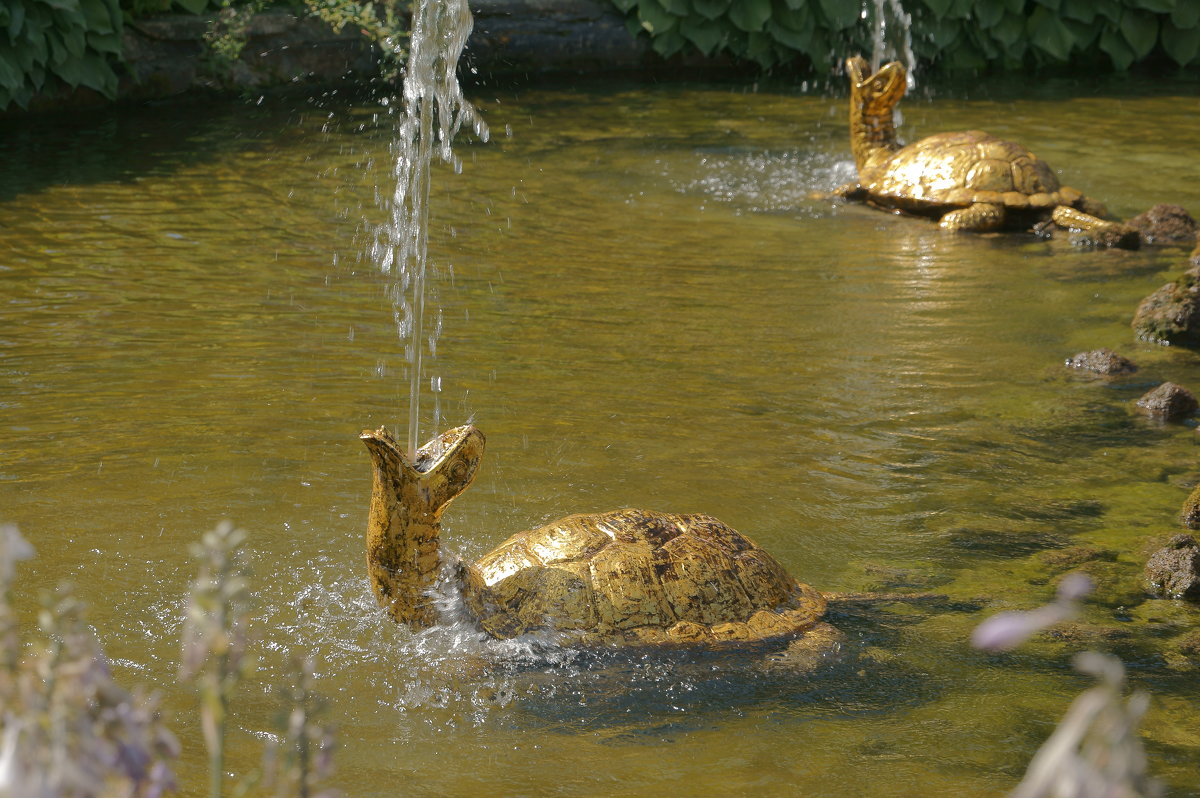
[846,56,907,116]
[845,56,907,172]
[360,424,486,628]
[360,424,486,514]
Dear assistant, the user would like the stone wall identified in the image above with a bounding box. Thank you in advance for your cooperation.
[20,0,664,112]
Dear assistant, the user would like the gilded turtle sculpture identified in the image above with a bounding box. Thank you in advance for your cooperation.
[837,56,1138,249]
[360,424,838,653]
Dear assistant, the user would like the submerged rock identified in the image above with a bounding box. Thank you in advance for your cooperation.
[1144,534,1200,598]
[1132,267,1200,345]
[1135,382,1199,420]
[1183,484,1200,529]
[1064,348,1138,376]
[1038,545,1117,572]
[1127,203,1199,245]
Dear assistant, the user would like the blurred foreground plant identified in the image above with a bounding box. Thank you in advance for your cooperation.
[180,521,256,798]
[1,521,337,797]
[973,573,1161,798]
[0,524,179,798]
[261,657,338,798]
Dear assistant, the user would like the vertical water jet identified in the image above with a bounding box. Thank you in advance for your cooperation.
[372,0,489,457]
[867,0,916,87]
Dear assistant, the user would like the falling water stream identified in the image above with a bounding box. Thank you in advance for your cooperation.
[372,0,487,457]
[868,0,916,81]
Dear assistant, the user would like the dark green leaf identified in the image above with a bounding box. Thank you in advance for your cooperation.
[28,61,44,93]
[806,28,832,69]
[773,5,809,32]
[966,26,1001,59]
[949,0,975,18]
[80,0,115,35]
[658,0,690,15]
[679,16,725,55]
[54,49,116,94]
[611,0,637,12]
[691,0,729,20]
[5,4,22,39]
[818,0,859,29]
[87,30,121,54]
[624,13,645,38]
[1173,1,1200,28]
[1063,17,1098,50]
[1002,37,1027,60]
[925,17,961,48]
[1120,9,1159,58]
[1005,0,1026,12]
[63,26,87,59]
[1161,20,1200,65]
[990,12,1025,46]
[16,30,49,70]
[945,41,986,69]
[1061,0,1095,23]
[0,49,23,91]
[39,0,82,11]
[744,30,776,67]
[1130,0,1175,13]
[636,0,679,35]
[729,0,772,32]
[976,2,1005,27]
[49,4,87,34]
[1099,24,1135,68]
[174,0,212,13]
[920,0,955,18]
[46,29,68,65]
[1094,0,1123,23]
[766,19,810,51]
[783,0,806,9]
[1033,0,1060,10]
[1028,4,1075,60]
[649,27,686,57]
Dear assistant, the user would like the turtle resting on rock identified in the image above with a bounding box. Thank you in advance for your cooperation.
[836,56,1137,249]
[361,425,840,658]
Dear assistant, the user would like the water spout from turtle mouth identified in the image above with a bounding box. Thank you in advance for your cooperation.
[361,424,477,473]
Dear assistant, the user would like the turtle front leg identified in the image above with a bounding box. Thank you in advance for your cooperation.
[1051,206,1140,250]
[832,181,867,200]
[938,202,1005,232]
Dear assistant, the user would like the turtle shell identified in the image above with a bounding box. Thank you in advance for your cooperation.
[864,130,1082,212]
[460,508,825,646]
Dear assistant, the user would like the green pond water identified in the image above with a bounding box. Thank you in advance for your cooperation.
[2,73,1200,797]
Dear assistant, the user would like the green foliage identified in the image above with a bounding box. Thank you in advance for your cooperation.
[299,0,410,79]
[119,0,225,14]
[0,0,123,110]
[197,0,409,86]
[610,0,1200,71]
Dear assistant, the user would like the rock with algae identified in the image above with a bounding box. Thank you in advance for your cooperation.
[1132,266,1200,346]
[1181,484,1200,530]
[1064,348,1138,376]
[1134,382,1198,421]
[1143,533,1200,599]
[1127,203,1198,245]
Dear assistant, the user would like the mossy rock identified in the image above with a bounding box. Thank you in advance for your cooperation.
[1133,268,1200,346]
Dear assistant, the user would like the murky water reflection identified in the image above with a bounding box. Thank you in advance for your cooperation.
[2,74,1200,796]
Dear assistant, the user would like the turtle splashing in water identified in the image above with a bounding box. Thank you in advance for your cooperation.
[836,56,1139,249]
[360,425,842,667]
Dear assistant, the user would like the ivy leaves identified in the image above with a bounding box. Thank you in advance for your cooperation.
[612,0,1200,71]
